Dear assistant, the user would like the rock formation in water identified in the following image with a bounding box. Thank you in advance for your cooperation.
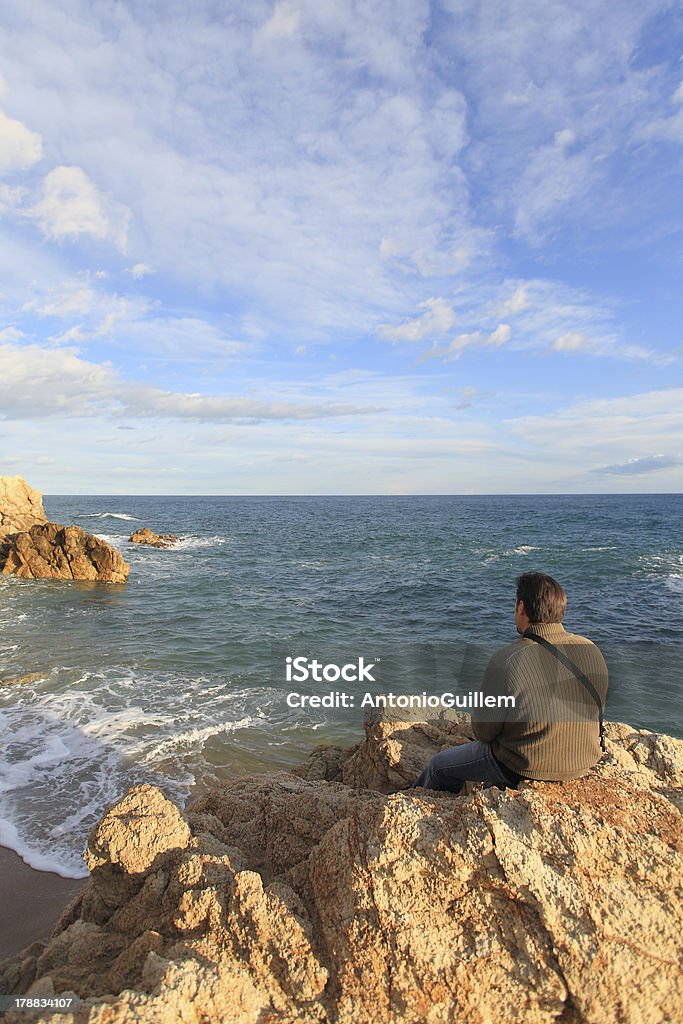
[1,717,681,1024]
[0,523,129,583]
[129,527,178,549]
[0,476,129,583]
[0,476,47,538]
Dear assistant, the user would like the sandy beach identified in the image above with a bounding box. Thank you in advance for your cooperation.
[0,846,84,961]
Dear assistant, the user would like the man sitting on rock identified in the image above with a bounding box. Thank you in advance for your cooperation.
[413,572,609,793]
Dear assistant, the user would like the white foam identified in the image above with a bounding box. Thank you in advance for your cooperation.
[511,545,539,555]
[76,512,138,521]
[171,535,227,551]
[0,817,87,879]
[665,574,683,593]
[138,717,254,763]
[0,669,272,877]
[92,533,126,549]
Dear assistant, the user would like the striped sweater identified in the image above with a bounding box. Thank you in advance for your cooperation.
[471,622,609,781]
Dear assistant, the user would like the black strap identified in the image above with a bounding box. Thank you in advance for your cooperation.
[524,632,606,752]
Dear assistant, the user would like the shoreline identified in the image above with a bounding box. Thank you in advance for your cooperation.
[0,845,84,961]
[0,768,288,964]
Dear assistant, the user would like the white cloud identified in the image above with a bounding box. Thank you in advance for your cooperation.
[25,166,130,250]
[497,284,530,317]
[426,322,511,362]
[554,128,575,149]
[23,284,95,318]
[123,388,363,422]
[508,388,683,461]
[489,323,511,345]
[0,326,24,341]
[379,298,456,342]
[0,342,116,417]
[253,2,300,47]
[0,110,42,174]
[0,342,371,422]
[638,108,683,145]
[128,262,152,279]
[0,182,26,213]
[553,330,667,362]
[554,331,588,351]
[481,278,672,364]
[513,138,594,242]
[455,385,494,410]
[636,78,683,145]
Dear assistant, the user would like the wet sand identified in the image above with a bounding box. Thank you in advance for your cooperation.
[0,846,84,961]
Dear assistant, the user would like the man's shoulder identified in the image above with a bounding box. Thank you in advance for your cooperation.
[558,628,598,644]
[488,629,605,667]
[487,637,531,670]
[555,629,607,663]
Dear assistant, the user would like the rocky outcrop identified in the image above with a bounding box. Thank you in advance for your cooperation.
[1,671,45,688]
[0,475,46,538]
[1,719,681,1024]
[129,527,178,549]
[0,522,129,583]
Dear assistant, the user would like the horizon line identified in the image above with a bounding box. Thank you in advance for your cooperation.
[41,491,683,498]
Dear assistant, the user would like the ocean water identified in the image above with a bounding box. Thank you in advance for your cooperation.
[1,494,681,877]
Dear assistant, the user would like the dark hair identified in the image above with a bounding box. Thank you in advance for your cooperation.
[515,572,566,623]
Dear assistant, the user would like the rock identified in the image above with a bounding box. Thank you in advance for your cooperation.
[0,476,46,538]
[0,522,129,583]
[0,720,681,1024]
[129,528,178,549]
[1,671,46,688]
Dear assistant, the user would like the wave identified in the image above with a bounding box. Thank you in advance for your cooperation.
[171,535,227,551]
[481,544,540,563]
[0,817,85,879]
[76,512,138,521]
[92,533,126,549]
[138,717,255,763]
[0,670,273,878]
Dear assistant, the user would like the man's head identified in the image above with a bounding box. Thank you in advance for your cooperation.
[515,572,566,631]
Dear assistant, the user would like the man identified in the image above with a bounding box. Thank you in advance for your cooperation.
[413,572,609,792]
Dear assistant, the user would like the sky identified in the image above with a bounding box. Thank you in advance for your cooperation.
[0,0,682,494]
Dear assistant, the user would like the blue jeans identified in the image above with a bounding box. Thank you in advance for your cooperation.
[413,740,517,793]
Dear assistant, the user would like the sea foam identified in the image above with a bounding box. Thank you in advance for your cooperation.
[76,512,138,521]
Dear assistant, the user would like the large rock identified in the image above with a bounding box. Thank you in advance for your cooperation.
[129,527,178,549]
[0,720,681,1024]
[0,475,46,538]
[0,522,129,583]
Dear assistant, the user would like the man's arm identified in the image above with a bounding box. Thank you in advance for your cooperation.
[471,650,509,743]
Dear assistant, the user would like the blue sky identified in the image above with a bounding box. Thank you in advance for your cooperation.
[0,0,682,494]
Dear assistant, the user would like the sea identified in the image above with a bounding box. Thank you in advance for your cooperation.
[1,494,682,878]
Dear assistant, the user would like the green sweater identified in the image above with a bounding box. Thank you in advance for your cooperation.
[471,622,609,781]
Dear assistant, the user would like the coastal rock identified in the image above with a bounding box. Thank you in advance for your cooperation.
[0,475,46,538]
[0,522,129,583]
[129,528,178,549]
[0,671,45,688]
[1,720,682,1024]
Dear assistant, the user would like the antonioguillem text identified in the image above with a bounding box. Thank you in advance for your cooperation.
[285,691,515,709]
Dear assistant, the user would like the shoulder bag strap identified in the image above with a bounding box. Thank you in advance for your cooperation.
[524,632,606,752]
